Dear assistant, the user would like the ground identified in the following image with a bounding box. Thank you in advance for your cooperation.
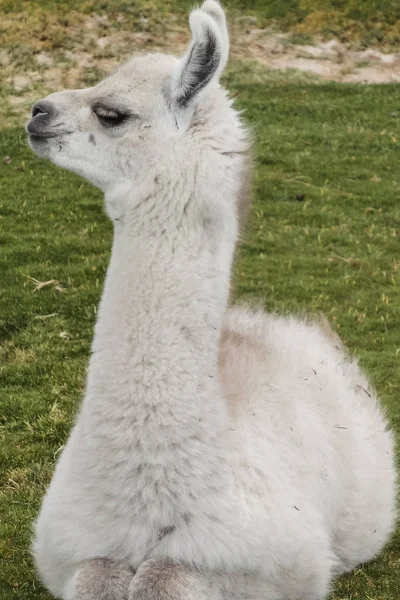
[0,1,400,599]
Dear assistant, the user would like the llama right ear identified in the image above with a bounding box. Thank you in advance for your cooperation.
[170,1,229,109]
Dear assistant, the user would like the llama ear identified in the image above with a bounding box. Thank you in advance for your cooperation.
[170,1,229,109]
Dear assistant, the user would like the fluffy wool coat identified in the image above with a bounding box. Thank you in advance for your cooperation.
[26,2,396,599]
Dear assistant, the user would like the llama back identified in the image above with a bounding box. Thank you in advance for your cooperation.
[219,307,397,571]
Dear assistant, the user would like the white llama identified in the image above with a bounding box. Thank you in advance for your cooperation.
[27,2,396,599]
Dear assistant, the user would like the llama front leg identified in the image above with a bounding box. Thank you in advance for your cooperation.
[128,558,223,600]
[69,558,135,600]
[128,557,331,600]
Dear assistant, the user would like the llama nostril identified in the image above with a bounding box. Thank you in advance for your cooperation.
[31,100,55,119]
[32,105,47,118]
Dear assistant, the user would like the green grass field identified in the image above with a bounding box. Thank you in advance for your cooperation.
[1,1,400,599]
[1,0,400,47]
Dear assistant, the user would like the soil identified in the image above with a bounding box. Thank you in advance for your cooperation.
[234,29,400,84]
[3,14,400,123]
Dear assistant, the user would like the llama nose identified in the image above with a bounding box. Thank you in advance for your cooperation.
[31,100,55,120]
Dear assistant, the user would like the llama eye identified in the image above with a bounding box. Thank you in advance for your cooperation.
[94,107,128,128]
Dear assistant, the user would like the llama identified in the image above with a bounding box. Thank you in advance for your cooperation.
[26,2,396,599]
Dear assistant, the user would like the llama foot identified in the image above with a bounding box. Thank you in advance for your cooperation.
[128,556,331,600]
[74,558,135,600]
[128,558,221,600]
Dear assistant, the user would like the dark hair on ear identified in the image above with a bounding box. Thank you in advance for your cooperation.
[171,6,229,109]
[176,28,221,108]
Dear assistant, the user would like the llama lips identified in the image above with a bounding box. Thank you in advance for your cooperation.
[27,127,72,154]
[28,132,55,157]
[28,132,58,139]
[28,136,52,157]
[26,126,68,139]
[25,117,72,139]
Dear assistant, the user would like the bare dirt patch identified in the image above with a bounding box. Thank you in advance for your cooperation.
[233,27,400,84]
[2,13,399,126]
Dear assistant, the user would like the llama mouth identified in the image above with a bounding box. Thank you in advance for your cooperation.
[29,134,51,144]
[28,130,72,140]
[25,119,73,139]
[28,131,70,156]
[28,131,72,153]
[28,135,54,152]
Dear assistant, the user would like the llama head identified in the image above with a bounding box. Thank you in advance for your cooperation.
[26,1,232,195]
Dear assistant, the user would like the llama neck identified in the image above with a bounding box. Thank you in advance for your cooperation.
[84,191,236,439]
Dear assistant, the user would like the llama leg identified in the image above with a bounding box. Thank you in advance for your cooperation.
[128,557,331,600]
[70,558,135,600]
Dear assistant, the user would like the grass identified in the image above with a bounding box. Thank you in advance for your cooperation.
[1,65,400,600]
[1,1,400,598]
[0,0,400,56]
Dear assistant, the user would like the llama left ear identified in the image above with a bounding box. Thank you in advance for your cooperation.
[170,1,229,109]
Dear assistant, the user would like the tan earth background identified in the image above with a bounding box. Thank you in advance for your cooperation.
[1,3,400,131]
